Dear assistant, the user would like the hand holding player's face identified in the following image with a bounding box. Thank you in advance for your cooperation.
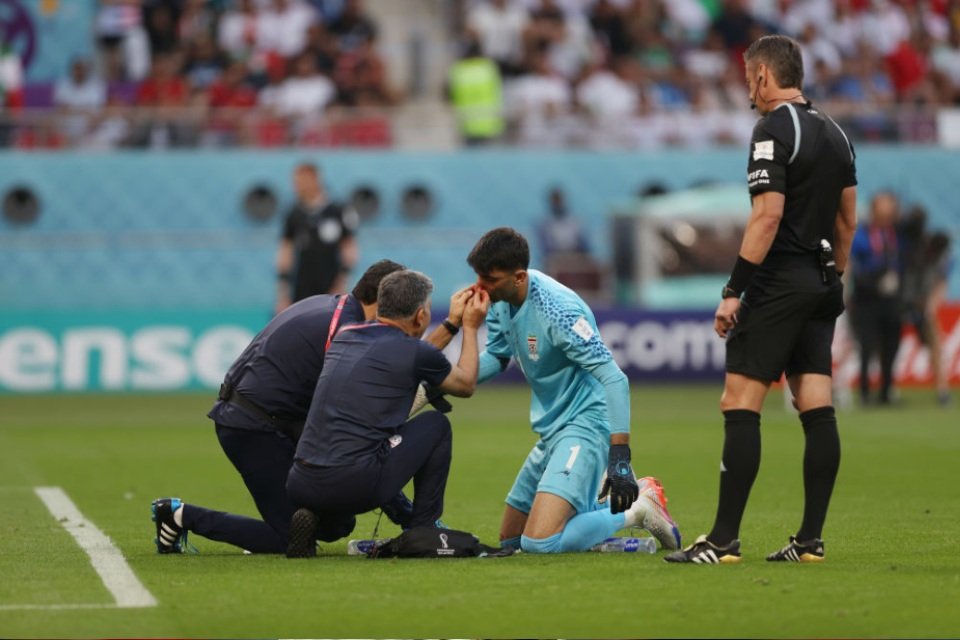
[461,289,490,330]
[447,286,476,326]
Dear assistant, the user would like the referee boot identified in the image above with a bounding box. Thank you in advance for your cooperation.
[286,508,321,558]
[152,497,191,554]
[766,536,825,563]
[664,534,741,564]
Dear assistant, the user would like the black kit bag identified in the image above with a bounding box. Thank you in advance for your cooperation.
[368,526,514,559]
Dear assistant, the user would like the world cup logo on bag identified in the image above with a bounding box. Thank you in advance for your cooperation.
[437,532,454,555]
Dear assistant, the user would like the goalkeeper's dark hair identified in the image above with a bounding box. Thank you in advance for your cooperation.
[467,227,530,274]
[352,259,406,305]
[377,270,434,320]
[743,34,804,90]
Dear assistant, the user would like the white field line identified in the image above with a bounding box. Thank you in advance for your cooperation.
[25,487,157,609]
[0,603,122,611]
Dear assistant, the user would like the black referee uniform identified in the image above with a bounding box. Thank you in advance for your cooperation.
[283,201,359,302]
[726,100,856,381]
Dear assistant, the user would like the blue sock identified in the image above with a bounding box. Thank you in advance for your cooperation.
[520,510,627,553]
[500,535,521,550]
[557,509,626,552]
[521,533,562,553]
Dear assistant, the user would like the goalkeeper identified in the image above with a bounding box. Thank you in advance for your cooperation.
[467,228,682,553]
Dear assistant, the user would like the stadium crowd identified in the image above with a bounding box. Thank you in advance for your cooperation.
[453,0,960,147]
[2,0,960,148]
[0,0,396,148]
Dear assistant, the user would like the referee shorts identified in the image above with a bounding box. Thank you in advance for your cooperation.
[726,264,844,383]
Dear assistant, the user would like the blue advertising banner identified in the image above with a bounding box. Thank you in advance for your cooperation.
[0,308,725,393]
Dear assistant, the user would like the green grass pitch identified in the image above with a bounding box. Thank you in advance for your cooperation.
[1,385,958,638]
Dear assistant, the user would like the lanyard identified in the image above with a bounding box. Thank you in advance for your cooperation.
[325,295,349,351]
[869,226,895,258]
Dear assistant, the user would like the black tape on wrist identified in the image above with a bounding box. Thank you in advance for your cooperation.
[726,255,758,296]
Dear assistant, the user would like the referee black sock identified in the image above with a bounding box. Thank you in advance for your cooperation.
[796,406,841,542]
[708,409,761,547]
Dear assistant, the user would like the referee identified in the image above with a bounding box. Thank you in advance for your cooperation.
[666,35,858,564]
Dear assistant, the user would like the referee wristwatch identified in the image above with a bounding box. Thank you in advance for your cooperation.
[721,285,740,300]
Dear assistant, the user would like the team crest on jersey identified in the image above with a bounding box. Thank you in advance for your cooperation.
[527,335,539,361]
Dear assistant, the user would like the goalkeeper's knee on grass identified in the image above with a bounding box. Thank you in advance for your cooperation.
[520,533,562,554]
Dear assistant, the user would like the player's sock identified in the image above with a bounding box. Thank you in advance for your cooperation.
[708,409,761,546]
[518,510,627,553]
[556,509,626,552]
[500,536,521,550]
[520,533,562,553]
[796,406,840,542]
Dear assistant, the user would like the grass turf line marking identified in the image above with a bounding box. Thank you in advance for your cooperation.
[0,603,122,611]
[33,486,157,609]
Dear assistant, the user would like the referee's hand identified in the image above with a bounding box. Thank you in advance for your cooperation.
[714,298,741,338]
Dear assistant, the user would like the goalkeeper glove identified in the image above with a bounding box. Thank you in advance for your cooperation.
[598,444,639,514]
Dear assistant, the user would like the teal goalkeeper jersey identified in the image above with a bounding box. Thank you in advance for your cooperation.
[484,269,615,443]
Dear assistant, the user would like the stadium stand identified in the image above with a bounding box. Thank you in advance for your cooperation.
[2,0,960,149]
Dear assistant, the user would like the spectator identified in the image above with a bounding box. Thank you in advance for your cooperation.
[797,23,841,89]
[205,60,258,145]
[931,25,960,103]
[506,49,573,146]
[885,28,937,104]
[0,42,23,147]
[257,0,320,61]
[218,0,260,63]
[576,56,639,123]
[53,58,108,144]
[327,0,378,52]
[860,0,910,57]
[262,53,336,122]
[524,0,596,81]
[823,0,866,59]
[466,0,530,75]
[850,191,903,406]
[143,1,181,56]
[303,22,339,76]
[96,0,151,81]
[588,0,631,57]
[275,162,359,313]
[177,0,216,44]
[184,34,227,92]
[684,29,732,83]
[447,40,505,146]
[712,0,761,57]
[129,53,197,147]
[333,33,396,106]
[82,93,132,150]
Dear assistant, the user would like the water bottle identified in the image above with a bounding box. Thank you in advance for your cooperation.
[346,538,390,556]
[592,536,658,553]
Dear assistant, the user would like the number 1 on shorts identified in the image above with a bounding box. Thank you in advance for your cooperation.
[565,444,581,472]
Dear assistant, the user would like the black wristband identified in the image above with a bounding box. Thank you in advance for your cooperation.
[442,319,460,335]
[725,255,759,297]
